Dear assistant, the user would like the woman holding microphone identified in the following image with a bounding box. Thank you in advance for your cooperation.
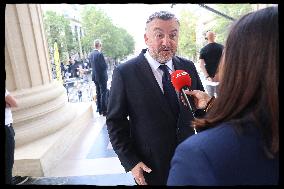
[167,6,279,186]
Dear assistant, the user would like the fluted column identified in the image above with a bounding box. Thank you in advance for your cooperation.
[5,4,76,147]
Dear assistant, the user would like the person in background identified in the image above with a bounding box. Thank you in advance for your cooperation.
[77,89,82,102]
[106,11,204,185]
[68,57,77,78]
[167,6,278,185]
[89,39,108,116]
[5,89,30,185]
[73,59,82,78]
[199,31,223,97]
[60,61,65,80]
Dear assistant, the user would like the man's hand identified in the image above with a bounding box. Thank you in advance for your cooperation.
[5,94,18,108]
[131,162,152,185]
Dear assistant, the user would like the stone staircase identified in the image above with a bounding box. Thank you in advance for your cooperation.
[13,102,94,177]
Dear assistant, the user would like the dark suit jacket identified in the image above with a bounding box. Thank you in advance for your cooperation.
[106,49,204,185]
[89,49,108,83]
[68,61,81,78]
[167,122,279,185]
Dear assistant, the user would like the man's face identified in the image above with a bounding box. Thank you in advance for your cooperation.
[144,18,179,63]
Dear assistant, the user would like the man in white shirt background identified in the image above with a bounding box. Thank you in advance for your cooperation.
[5,89,29,185]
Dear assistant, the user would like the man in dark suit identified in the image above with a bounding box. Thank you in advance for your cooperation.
[89,39,108,116]
[106,11,204,185]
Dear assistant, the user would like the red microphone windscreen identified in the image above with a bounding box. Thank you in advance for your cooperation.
[171,70,192,92]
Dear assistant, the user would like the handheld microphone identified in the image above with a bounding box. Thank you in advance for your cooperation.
[171,70,196,115]
[171,70,197,134]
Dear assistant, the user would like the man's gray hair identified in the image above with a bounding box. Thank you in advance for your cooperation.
[146,11,180,25]
[94,39,102,47]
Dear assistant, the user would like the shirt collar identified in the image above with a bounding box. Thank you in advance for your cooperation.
[144,50,173,71]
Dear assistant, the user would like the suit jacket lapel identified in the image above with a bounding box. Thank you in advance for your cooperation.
[172,56,193,112]
[173,56,184,71]
[135,53,176,121]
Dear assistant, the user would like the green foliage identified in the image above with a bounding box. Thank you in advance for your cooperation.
[64,20,78,56]
[80,5,113,53]
[80,5,135,61]
[176,4,254,63]
[178,9,198,62]
[107,27,135,61]
[43,11,78,63]
[206,4,254,44]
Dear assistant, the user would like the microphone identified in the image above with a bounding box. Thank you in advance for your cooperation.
[171,70,197,134]
[171,70,196,116]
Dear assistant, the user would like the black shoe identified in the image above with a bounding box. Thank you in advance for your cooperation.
[102,111,107,116]
[12,176,30,185]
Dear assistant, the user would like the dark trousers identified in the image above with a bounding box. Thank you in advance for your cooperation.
[5,124,15,185]
[94,80,108,114]
[78,95,82,102]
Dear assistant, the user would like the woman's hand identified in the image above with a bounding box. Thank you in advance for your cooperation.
[183,90,211,109]
[206,76,213,82]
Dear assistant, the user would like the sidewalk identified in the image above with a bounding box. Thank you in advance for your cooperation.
[21,103,135,185]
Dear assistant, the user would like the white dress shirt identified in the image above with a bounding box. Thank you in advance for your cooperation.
[144,50,175,93]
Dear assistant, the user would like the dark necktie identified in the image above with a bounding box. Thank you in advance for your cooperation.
[159,64,179,118]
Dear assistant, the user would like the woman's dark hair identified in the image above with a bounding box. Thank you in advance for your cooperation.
[193,6,278,157]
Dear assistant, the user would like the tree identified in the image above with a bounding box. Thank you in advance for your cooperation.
[64,21,78,57]
[205,4,254,44]
[43,11,78,63]
[80,5,113,53]
[108,26,135,63]
[80,5,135,61]
[123,30,135,59]
[177,9,198,62]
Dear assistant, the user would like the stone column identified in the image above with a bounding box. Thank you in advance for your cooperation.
[5,4,76,147]
[5,4,94,177]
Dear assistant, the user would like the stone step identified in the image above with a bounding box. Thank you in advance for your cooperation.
[20,173,135,185]
[13,102,94,177]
